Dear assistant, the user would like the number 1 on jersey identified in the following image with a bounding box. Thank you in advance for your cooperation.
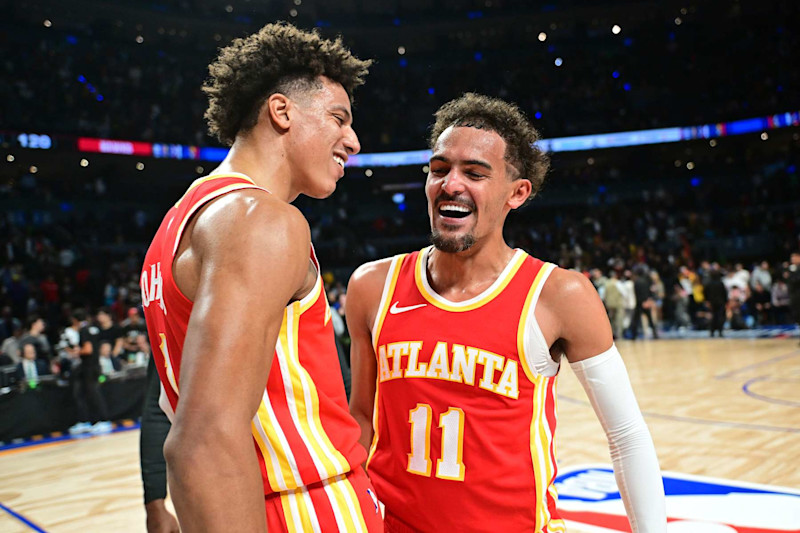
[407,404,466,481]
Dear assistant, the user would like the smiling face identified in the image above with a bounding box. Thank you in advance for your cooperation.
[425,125,531,253]
[286,76,361,199]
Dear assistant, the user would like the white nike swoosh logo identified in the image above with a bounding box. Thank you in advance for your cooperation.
[389,301,427,314]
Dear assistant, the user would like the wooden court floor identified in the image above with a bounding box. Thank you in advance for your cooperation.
[1,338,798,532]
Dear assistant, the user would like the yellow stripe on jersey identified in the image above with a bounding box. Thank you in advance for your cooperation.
[280,486,322,533]
[271,278,349,485]
[340,475,369,533]
[173,172,256,208]
[414,246,528,312]
[530,374,557,531]
[251,390,303,491]
[546,388,566,533]
[516,262,556,382]
[368,254,406,469]
[366,380,380,468]
[323,474,367,533]
[371,254,407,352]
[158,333,179,396]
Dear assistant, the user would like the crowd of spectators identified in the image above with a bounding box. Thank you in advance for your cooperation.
[2,0,798,151]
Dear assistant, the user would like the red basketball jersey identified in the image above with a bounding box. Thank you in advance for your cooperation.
[368,247,565,532]
[141,172,365,495]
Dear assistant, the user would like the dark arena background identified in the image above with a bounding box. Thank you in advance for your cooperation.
[1,0,799,531]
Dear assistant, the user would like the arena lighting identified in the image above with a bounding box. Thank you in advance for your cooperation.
[612,25,622,34]
[63,109,800,167]
[538,32,547,42]
[555,57,563,67]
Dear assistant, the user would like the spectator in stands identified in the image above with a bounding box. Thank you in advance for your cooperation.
[631,266,659,340]
[19,315,52,362]
[670,282,692,331]
[56,313,82,378]
[0,318,23,365]
[619,269,636,337]
[747,282,772,326]
[15,342,50,382]
[131,334,151,367]
[603,270,625,340]
[121,308,148,363]
[705,271,728,337]
[771,277,791,325]
[98,341,122,375]
[751,261,772,291]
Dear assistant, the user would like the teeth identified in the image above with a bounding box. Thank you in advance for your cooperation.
[333,156,344,168]
[440,205,470,213]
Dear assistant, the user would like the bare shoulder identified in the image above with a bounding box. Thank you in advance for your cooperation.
[540,267,599,308]
[539,266,612,362]
[193,189,310,254]
[346,257,395,332]
[348,257,395,293]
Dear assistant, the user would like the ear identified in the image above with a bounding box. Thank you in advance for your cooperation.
[264,93,291,131]
[507,178,532,210]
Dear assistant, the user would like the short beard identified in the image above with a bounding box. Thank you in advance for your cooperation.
[430,230,476,253]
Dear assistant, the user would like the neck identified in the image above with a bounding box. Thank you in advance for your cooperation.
[426,237,516,302]
[210,130,297,203]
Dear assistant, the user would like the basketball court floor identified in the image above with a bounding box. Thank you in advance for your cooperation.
[1,338,799,532]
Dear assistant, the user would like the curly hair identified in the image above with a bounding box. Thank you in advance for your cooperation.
[429,93,550,201]
[203,22,372,146]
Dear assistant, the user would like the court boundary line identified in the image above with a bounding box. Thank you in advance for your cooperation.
[715,350,800,380]
[742,377,800,408]
[0,502,48,533]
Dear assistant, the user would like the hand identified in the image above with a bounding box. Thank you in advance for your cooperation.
[145,499,180,533]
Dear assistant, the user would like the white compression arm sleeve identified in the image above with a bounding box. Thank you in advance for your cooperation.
[570,344,666,532]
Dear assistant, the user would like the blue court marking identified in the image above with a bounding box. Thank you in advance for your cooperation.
[558,394,800,433]
[742,376,800,408]
[715,350,800,380]
[0,502,48,532]
[0,422,140,453]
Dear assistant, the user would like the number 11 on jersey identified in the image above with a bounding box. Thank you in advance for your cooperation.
[407,404,466,481]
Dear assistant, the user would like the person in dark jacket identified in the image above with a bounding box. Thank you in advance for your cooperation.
[704,270,728,337]
[630,266,659,340]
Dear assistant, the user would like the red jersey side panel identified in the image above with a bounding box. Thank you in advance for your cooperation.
[368,247,563,533]
[141,173,365,498]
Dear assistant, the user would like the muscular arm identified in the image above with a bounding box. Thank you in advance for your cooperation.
[540,270,666,532]
[163,192,310,532]
[346,259,392,458]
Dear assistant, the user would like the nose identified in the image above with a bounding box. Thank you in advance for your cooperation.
[343,126,361,155]
[441,170,466,195]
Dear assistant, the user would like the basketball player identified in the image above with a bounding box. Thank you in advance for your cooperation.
[141,23,382,532]
[347,94,666,532]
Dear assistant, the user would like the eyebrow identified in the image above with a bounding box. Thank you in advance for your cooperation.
[331,105,352,123]
[430,155,493,171]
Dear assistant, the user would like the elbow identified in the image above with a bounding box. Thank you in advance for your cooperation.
[164,418,248,481]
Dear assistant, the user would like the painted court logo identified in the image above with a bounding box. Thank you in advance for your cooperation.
[555,465,800,532]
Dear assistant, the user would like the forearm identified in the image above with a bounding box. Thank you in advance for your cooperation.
[164,428,266,532]
[571,345,666,532]
[353,410,375,458]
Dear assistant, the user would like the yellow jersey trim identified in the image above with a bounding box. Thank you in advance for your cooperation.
[414,246,528,312]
